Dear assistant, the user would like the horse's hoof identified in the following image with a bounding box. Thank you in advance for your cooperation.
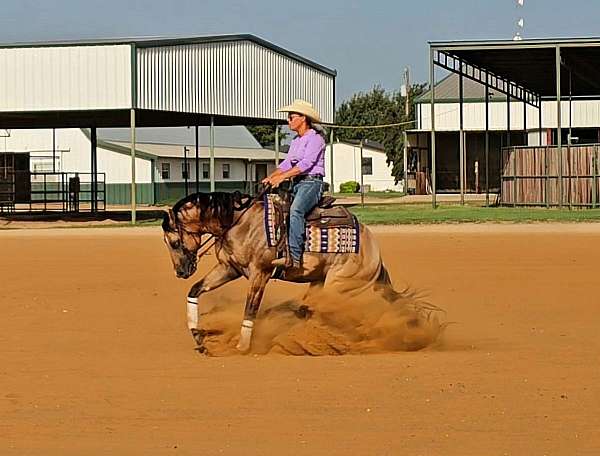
[236,342,251,354]
[191,328,206,346]
[295,305,313,320]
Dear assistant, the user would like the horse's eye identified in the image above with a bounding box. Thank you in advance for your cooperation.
[171,241,181,249]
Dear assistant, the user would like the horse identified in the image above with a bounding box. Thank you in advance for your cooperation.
[162,191,413,354]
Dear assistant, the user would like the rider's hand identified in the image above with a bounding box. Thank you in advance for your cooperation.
[269,174,287,188]
[261,176,271,185]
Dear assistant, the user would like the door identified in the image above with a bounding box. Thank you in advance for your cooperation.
[255,163,268,183]
[0,153,15,204]
[14,153,31,203]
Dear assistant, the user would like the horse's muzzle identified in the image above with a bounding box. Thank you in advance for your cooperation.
[176,262,196,279]
[176,268,194,279]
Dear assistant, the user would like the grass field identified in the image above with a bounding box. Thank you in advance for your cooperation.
[349,203,600,224]
[334,191,405,199]
[4,201,600,230]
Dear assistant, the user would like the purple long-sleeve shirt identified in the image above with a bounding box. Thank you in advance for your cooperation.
[278,129,326,176]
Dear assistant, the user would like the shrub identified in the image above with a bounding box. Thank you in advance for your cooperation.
[339,181,360,193]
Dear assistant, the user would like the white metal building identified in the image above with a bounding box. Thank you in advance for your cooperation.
[325,140,402,193]
[415,73,600,143]
[408,73,600,194]
[0,126,283,205]
[0,35,335,217]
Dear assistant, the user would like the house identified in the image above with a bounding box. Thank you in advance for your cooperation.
[325,139,402,193]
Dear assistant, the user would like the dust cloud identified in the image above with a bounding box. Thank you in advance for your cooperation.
[199,286,444,356]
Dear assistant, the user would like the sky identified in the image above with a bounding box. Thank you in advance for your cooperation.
[1,0,599,105]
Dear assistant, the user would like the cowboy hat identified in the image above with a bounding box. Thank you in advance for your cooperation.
[278,99,321,123]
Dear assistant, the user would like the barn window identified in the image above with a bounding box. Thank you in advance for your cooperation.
[361,157,373,175]
[161,163,170,179]
[202,163,209,179]
[222,163,230,179]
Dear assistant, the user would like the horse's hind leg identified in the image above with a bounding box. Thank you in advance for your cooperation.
[186,264,240,351]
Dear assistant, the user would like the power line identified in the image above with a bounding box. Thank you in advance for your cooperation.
[322,120,416,130]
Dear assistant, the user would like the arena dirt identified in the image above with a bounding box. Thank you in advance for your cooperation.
[1,224,600,454]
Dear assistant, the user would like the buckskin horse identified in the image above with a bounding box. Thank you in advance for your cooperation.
[162,190,419,354]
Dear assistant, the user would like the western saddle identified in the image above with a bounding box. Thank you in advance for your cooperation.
[270,185,355,267]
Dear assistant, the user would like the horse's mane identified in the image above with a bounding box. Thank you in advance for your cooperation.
[163,191,253,232]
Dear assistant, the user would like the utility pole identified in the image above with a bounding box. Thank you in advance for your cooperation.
[402,67,410,194]
[183,146,189,196]
[404,67,410,118]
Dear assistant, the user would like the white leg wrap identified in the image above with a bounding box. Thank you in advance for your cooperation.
[236,319,254,352]
[187,297,199,330]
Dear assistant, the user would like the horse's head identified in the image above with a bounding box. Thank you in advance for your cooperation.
[162,205,203,279]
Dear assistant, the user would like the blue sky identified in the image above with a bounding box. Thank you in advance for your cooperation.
[1,0,598,104]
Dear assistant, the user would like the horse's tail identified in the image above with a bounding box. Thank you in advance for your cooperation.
[374,263,405,303]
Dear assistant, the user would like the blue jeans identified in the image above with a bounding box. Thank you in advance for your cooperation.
[289,176,323,262]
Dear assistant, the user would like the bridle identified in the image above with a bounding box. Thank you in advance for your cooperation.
[174,186,271,260]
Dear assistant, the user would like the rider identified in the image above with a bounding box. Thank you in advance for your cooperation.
[262,99,326,271]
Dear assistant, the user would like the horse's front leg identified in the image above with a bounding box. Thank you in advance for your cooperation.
[236,271,271,353]
[186,263,240,350]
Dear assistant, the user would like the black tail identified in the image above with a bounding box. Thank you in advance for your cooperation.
[374,264,403,303]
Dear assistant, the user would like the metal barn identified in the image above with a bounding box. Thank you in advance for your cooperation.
[0,35,336,220]
[419,37,600,208]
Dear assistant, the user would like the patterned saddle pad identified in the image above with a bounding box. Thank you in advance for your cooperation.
[263,194,360,254]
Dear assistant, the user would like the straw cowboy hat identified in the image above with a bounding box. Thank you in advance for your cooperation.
[278,99,321,123]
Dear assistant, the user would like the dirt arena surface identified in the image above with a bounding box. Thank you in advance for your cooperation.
[2,224,600,455]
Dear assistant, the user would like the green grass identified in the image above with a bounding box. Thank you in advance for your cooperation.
[5,202,600,230]
[334,191,405,199]
[349,203,600,224]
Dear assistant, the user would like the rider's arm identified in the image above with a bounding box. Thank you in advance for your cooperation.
[265,166,302,187]
[295,134,325,173]
[275,166,303,180]
[262,156,291,184]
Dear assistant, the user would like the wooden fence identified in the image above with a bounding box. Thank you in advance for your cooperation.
[501,144,600,207]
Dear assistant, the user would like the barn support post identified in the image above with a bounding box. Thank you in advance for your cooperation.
[523,100,527,207]
[568,69,573,210]
[485,72,490,207]
[52,128,56,173]
[429,47,437,209]
[275,124,280,167]
[91,127,98,213]
[130,108,137,224]
[540,102,548,207]
[195,125,200,194]
[556,45,563,208]
[459,62,465,205]
[593,145,598,208]
[508,89,515,206]
[210,116,215,192]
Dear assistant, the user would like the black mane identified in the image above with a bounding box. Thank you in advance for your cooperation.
[165,191,252,231]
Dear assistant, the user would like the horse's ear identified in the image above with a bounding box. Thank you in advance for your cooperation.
[162,209,177,232]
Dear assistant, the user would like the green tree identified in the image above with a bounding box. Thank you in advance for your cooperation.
[245,125,287,148]
[334,83,426,182]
